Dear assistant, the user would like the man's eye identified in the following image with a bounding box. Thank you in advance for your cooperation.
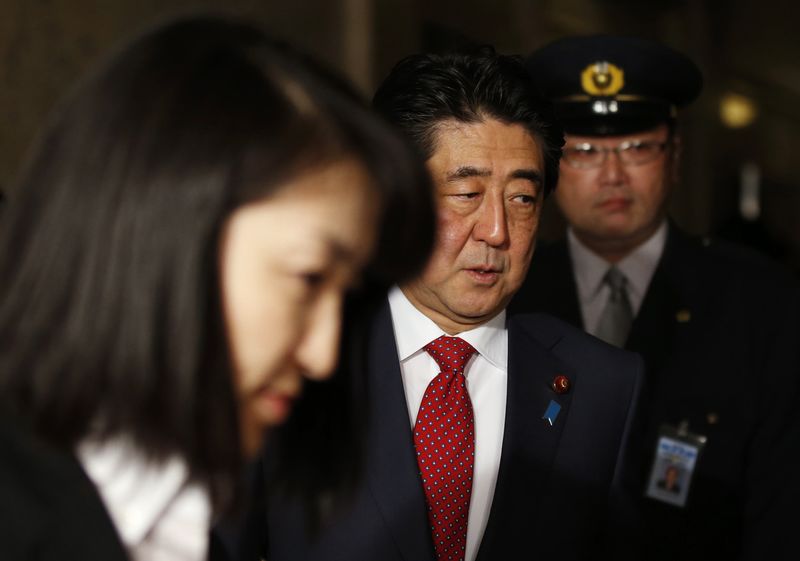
[513,194,537,205]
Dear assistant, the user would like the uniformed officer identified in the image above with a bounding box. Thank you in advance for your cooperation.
[512,35,800,561]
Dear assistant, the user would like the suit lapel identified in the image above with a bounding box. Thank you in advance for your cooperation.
[365,301,435,561]
[476,316,577,559]
[626,225,688,390]
[626,225,705,437]
[626,259,676,376]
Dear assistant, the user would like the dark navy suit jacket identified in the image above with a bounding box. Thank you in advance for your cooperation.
[0,416,128,561]
[0,414,231,561]
[510,224,800,561]
[263,300,644,561]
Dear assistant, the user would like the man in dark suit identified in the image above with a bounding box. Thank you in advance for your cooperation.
[513,36,800,560]
[260,47,644,561]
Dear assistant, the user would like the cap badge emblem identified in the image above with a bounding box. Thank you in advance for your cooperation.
[581,61,625,96]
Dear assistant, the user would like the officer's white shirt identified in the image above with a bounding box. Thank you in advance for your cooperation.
[78,438,211,561]
[568,220,667,337]
[388,286,507,561]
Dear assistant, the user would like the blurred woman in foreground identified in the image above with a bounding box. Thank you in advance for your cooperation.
[0,15,433,561]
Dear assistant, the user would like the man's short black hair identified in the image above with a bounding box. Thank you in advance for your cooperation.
[373,46,564,197]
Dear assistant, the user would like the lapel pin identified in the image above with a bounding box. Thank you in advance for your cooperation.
[676,309,691,323]
[542,400,562,426]
[551,374,570,394]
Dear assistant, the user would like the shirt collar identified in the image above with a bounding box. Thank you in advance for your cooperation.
[567,220,667,303]
[388,286,507,370]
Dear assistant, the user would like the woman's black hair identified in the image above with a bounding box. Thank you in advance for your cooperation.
[0,15,434,511]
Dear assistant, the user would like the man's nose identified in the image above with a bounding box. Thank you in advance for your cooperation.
[472,194,508,247]
[598,149,628,185]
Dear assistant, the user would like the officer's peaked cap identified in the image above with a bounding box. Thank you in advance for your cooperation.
[526,35,702,135]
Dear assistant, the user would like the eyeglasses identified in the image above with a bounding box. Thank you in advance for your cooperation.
[562,139,671,169]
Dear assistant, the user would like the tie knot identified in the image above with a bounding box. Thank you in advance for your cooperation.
[604,266,628,295]
[424,335,476,374]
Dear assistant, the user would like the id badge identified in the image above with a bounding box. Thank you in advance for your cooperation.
[645,422,706,508]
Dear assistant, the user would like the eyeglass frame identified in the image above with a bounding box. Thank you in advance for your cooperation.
[561,135,674,170]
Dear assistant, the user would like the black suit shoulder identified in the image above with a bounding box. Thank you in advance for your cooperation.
[510,311,644,385]
[657,230,799,356]
[662,230,797,290]
[510,240,579,322]
[0,415,127,561]
[522,238,571,279]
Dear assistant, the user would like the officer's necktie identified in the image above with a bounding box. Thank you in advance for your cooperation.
[413,335,477,561]
[595,266,633,347]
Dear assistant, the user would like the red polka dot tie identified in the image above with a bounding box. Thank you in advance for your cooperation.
[414,335,477,561]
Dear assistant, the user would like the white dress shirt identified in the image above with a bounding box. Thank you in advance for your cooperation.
[77,438,211,561]
[388,286,507,561]
[568,220,667,337]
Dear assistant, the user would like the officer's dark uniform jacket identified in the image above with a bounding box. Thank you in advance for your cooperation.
[510,223,800,560]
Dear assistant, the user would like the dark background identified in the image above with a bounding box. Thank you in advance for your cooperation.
[2,0,798,272]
